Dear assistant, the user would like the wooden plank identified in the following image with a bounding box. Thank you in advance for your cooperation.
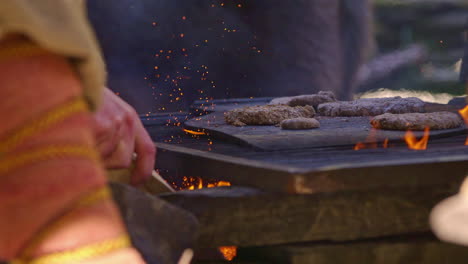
[160,185,459,247]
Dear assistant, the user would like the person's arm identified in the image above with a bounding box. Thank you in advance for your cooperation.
[0,36,144,263]
[92,88,156,186]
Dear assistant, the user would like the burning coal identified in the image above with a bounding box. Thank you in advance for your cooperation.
[177,176,231,191]
[219,246,237,261]
[175,177,235,261]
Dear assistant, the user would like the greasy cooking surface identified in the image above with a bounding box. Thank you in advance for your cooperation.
[146,123,468,169]
[143,96,468,193]
[146,120,468,192]
[185,102,466,151]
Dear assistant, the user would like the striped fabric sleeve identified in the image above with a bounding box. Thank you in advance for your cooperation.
[0,38,133,261]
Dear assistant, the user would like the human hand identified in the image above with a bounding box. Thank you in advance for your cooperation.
[92,88,156,185]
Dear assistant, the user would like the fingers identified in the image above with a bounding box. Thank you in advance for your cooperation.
[102,113,136,169]
[95,116,123,158]
[92,88,156,186]
[130,118,156,186]
[93,89,126,158]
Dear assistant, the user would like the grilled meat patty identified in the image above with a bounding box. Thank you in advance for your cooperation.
[370,112,463,130]
[318,97,425,117]
[225,105,315,126]
[269,91,336,109]
[280,117,320,130]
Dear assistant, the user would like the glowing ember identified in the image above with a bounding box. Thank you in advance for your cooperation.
[216,181,231,187]
[183,128,206,135]
[404,127,430,150]
[187,177,203,190]
[178,176,231,190]
[219,246,237,261]
[459,105,468,145]
[353,129,389,150]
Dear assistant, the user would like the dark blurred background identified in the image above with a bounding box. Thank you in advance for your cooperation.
[364,0,468,103]
[87,0,468,114]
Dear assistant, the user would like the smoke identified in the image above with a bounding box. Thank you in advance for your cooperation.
[358,88,459,104]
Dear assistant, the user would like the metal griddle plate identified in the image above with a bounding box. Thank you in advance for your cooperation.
[185,99,467,151]
[148,98,468,194]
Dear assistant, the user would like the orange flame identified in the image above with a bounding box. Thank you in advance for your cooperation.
[217,181,231,187]
[460,105,468,118]
[183,129,206,135]
[354,141,376,150]
[383,138,389,148]
[459,105,468,145]
[177,178,235,261]
[219,246,237,261]
[404,127,430,150]
[354,129,389,150]
[180,176,231,190]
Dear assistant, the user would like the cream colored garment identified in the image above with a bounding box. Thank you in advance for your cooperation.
[431,176,468,246]
[0,0,105,110]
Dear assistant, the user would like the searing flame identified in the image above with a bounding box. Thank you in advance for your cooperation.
[404,127,430,150]
[460,105,468,118]
[354,141,386,150]
[383,138,389,148]
[354,129,389,150]
[354,141,376,150]
[459,105,468,145]
[207,181,231,188]
[216,181,231,187]
[180,176,231,190]
[219,246,237,261]
[183,129,206,135]
[178,178,235,260]
[188,177,203,190]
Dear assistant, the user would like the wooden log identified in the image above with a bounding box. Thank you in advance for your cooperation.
[161,185,459,247]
